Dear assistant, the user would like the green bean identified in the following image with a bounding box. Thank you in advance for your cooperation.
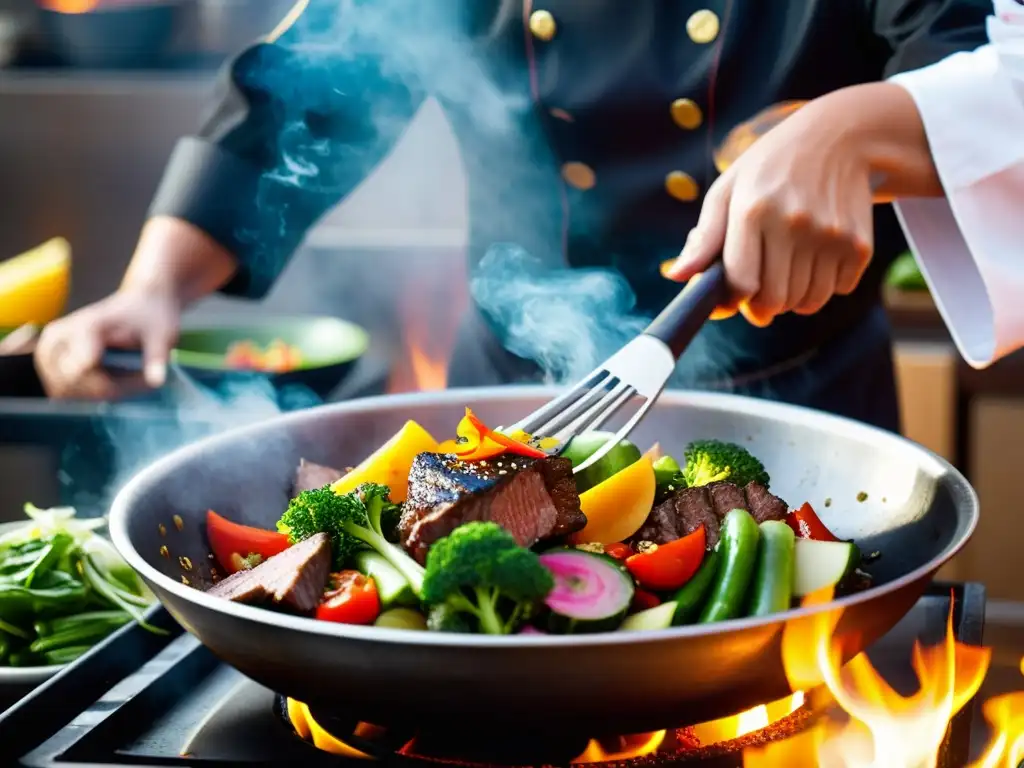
[0,579,88,623]
[8,650,40,667]
[81,556,167,635]
[46,611,130,636]
[30,621,121,654]
[0,617,30,640]
[42,645,92,665]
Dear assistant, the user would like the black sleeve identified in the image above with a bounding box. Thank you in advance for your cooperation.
[148,0,426,299]
[870,0,992,76]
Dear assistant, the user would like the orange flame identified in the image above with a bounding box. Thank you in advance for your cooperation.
[573,731,667,763]
[743,588,991,767]
[38,0,99,12]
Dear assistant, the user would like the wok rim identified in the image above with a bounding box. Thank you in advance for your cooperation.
[108,385,978,648]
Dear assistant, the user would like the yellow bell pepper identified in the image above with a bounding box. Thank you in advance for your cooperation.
[330,420,439,502]
[570,452,656,546]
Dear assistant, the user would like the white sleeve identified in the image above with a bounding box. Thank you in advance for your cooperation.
[888,0,1024,369]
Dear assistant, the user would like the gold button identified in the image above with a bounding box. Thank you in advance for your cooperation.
[665,171,700,202]
[671,98,703,130]
[529,9,557,41]
[687,10,720,44]
[562,162,596,190]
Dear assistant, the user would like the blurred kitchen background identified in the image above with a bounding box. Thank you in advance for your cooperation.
[0,0,1021,598]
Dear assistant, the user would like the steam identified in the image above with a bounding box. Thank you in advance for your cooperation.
[63,378,319,517]
[471,245,649,385]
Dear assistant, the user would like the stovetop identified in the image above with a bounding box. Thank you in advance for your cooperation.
[0,582,988,767]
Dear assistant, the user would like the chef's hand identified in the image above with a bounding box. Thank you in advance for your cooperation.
[35,216,237,400]
[35,287,181,400]
[664,83,941,327]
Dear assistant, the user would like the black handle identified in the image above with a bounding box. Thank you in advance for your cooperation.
[643,258,727,359]
[101,350,145,374]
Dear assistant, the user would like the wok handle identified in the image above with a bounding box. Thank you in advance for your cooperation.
[643,258,727,359]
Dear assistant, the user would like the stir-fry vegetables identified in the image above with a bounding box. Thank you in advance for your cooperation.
[421,522,553,635]
[0,504,161,667]
[203,412,873,636]
[437,408,547,461]
[278,484,421,589]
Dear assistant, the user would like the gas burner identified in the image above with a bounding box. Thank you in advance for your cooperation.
[276,690,828,766]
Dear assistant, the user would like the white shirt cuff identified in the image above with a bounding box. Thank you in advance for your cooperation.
[890,36,1024,369]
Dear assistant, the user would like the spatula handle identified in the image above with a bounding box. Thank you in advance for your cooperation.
[101,349,145,373]
[644,258,727,359]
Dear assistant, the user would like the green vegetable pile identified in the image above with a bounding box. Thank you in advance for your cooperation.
[0,504,161,668]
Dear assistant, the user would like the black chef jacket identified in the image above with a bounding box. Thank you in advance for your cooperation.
[148,0,989,421]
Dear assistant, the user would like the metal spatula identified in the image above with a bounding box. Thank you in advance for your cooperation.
[507,259,727,475]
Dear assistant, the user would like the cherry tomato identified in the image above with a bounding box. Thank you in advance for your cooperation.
[625,526,706,592]
[206,510,291,574]
[786,502,840,542]
[316,571,380,625]
[632,588,662,612]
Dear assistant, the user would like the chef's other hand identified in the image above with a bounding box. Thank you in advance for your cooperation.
[665,93,875,328]
[35,288,181,400]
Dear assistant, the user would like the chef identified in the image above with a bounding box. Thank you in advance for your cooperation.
[34,0,995,432]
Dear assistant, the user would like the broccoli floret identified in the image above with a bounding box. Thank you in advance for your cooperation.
[680,439,770,489]
[277,483,424,593]
[421,522,554,635]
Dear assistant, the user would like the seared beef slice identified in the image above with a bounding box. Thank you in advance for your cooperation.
[209,533,331,613]
[293,459,346,495]
[634,488,721,549]
[744,482,788,523]
[400,453,586,564]
[632,482,788,550]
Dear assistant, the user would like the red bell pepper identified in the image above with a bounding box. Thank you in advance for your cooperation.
[316,571,381,625]
[625,526,706,592]
[438,407,547,461]
[786,502,840,542]
[206,510,291,574]
[604,542,634,562]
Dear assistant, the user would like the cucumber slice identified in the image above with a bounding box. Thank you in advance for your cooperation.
[375,608,428,630]
[354,550,416,608]
[792,538,860,598]
[747,521,796,617]
[538,549,635,634]
[619,601,677,632]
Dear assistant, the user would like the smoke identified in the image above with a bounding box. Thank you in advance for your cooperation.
[471,244,650,385]
[63,377,320,518]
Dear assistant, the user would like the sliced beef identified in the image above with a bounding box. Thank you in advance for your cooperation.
[633,487,721,550]
[631,481,789,550]
[744,481,788,523]
[208,532,331,614]
[399,453,586,564]
[706,482,747,518]
[293,459,346,495]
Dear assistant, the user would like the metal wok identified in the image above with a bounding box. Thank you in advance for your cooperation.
[108,387,977,739]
